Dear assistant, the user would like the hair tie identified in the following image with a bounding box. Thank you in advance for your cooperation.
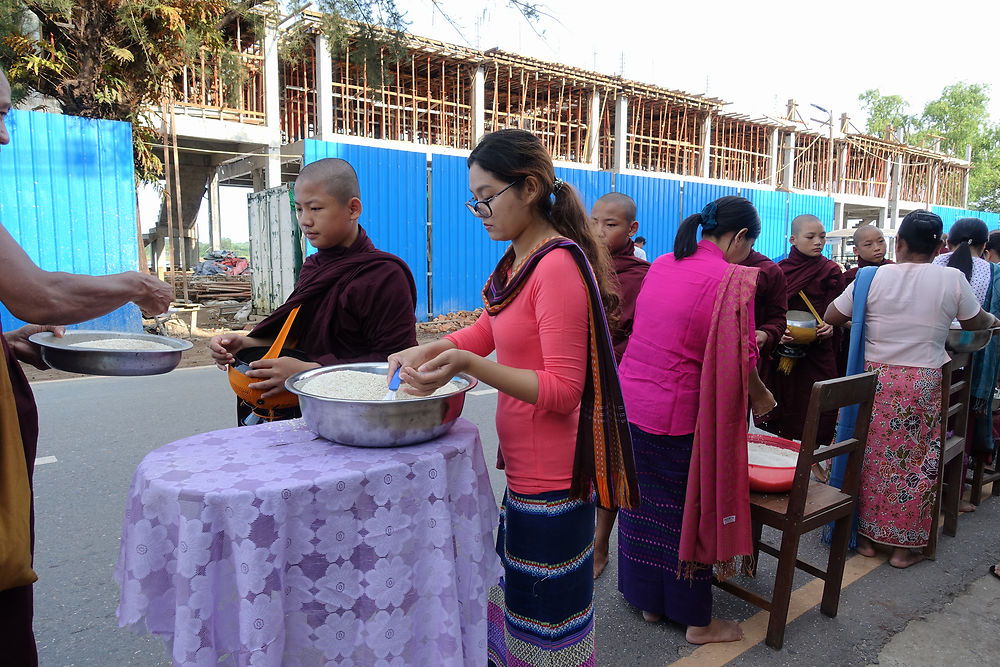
[553,178,565,194]
[701,201,719,232]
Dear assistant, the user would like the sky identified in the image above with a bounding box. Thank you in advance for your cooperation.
[173,0,1000,244]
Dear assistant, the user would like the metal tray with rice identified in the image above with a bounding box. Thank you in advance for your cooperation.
[285,362,478,447]
[28,330,193,376]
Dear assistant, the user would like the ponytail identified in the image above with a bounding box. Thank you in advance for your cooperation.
[674,214,704,260]
[946,241,975,282]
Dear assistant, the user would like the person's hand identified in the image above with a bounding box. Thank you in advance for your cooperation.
[755,330,768,349]
[4,324,64,370]
[246,357,321,398]
[816,322,834,339]
[132,273,173,317]
[779,327,794,344]
[751,387,777,418]
[209,333,248,370]
[399,348,471,396]
[387,343,448,383]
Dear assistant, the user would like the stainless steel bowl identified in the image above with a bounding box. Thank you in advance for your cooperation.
[285,362,478,447]
[945,326,998,354]
[28,330,193,376]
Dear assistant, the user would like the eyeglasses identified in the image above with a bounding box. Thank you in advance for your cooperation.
[466,180,521,218]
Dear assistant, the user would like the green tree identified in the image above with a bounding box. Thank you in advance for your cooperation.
[858,88,915,138]
[917,82,1000,211]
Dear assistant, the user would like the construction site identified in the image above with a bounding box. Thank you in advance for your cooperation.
[140,12,978,309]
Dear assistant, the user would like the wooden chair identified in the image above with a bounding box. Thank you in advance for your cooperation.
[925,352,974,559]
[715,372,877,650]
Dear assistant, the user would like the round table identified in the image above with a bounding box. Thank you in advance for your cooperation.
[115,418,501,666]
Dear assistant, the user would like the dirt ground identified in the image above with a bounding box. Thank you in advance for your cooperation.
[18,304,481,384]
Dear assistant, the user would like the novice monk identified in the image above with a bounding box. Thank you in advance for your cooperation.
[590,192,650,578]
[210,158,418,423]
[761,215,843,449]
[741,250,788,373]
[838,225,893,374]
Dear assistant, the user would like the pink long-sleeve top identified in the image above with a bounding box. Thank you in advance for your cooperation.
[619,240,758,436]
[445,248,589,494]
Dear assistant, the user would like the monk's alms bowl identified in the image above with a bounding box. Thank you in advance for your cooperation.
[28,330,192,376]
[785,309,818,345]
[285,362,478,447]
[945,326,998,354]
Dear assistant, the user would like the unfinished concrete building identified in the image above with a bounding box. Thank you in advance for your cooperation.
[150,13,975,271]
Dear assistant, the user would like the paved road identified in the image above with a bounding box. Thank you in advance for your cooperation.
[27,366,1000,666]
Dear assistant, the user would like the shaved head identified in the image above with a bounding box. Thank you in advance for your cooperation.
[298,158,361,204]
[594,192,637,222]
[791,214,823,236]
[852,224,884,245]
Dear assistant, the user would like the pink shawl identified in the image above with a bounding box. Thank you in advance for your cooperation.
[679,263,758,579]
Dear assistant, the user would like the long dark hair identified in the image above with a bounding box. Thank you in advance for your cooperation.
[673,195,761,260]
[468,129,619,323]
[898,210,943,257]
[946,217,989,281]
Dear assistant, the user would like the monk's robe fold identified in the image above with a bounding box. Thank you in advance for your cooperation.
[762,247,844,445]
[611,238,650,363]
[741,251,788,370]
[251,225,418,365]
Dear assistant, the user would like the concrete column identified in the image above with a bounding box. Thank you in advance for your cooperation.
[838,141,848,194]
[614,95,628,172]
[207,169,222,251]
[700,113,712,179]
[266,146,282,189]
[264,20,280,132]
[769,128,780,186]
[471,66,486,146]
[888,154,902,230]
[834,201,846,231]
[782,132,796,191]
[151,236,166,280]
[315,34,335,139]
[587,90,601,166]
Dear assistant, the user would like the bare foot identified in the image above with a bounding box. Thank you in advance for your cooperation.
[686,618,744,644]
[889,548,925,569]
[593,548,609,579]
[960,500,976,513]
[642,610,662,623]
[855,535,877,557]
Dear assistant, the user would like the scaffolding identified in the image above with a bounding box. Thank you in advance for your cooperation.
[171,19,266,124]
[280,38,317,144]
[840,136,892,199]
[710,114,776,184]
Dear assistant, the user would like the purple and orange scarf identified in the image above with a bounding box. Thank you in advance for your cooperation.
[483,237,639,510]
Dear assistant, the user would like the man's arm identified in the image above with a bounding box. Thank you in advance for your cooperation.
[0,225,171,323]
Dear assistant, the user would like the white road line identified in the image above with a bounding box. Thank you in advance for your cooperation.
[470,387,498,396]
[34,456,58,466]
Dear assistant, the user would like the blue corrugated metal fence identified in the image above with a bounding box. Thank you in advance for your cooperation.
[613,174,681,260]
[0,109,141,333]
[932,205,1000,232]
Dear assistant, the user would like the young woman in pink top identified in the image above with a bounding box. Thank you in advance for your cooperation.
[617,196,775,644]
[388,129,638,666]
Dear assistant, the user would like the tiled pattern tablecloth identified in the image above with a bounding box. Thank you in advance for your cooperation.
[115,418,500,666]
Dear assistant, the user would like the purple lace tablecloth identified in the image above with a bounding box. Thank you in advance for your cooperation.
[115,418,501,666]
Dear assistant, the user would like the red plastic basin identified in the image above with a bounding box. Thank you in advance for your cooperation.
[747,433,800,493]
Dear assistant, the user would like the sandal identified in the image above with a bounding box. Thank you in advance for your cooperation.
[811,461,830,484]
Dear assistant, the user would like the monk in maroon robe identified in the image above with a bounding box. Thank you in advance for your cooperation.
[760,215,844,447]
[589,192,649,578]
[838,225,893,373]
[210,159,418,423]
[741,250,788,373]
